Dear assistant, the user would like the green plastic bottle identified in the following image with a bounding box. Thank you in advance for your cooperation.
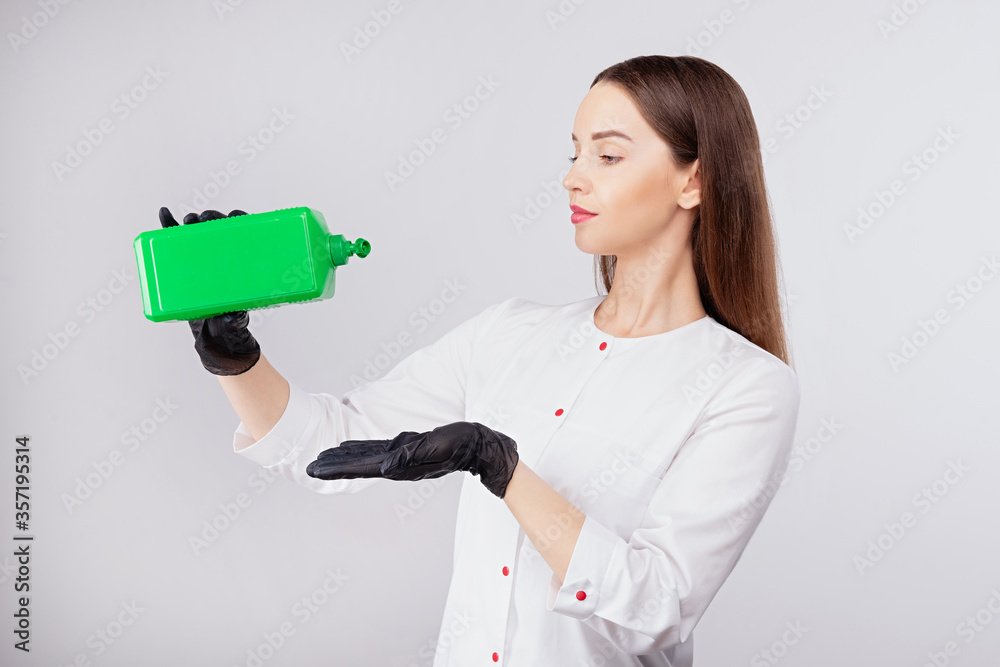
[133,206,371,322]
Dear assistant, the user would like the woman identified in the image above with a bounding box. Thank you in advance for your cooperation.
[163,54,799,666]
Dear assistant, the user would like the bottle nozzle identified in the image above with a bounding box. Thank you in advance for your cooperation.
[329,235,372,266]
[350,238,371,258]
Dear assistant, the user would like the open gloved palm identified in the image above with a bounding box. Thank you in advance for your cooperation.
[306,421,519,499]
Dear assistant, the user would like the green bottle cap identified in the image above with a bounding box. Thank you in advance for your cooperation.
[329,235,372,266]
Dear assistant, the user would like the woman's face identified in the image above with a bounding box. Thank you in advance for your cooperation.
[563,81,700,259]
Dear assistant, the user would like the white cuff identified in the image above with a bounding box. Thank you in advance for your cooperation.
[232,381,313,468]
[545,513,619,621]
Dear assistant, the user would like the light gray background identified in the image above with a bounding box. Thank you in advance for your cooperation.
[2,1,998,665]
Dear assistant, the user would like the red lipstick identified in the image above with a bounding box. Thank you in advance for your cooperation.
[570,204,596,224]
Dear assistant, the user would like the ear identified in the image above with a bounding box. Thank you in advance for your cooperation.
[677,158,701,210]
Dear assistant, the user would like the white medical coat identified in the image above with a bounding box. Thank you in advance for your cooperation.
[232,295,801,666]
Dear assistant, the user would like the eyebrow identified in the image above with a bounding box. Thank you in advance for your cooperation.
[571,130,633,142]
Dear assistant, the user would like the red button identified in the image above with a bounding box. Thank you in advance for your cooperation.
[555,408,564,416]
[599,341,607,351]
[502,566,509,576]
[576,590,587,600]
[492,652,499,662]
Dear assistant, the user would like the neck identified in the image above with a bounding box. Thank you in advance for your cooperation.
[596,239,706,338]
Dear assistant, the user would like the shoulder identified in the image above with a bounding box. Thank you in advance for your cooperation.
[466,295,598,354]
[483,295,595,330]
[697,316,800,413]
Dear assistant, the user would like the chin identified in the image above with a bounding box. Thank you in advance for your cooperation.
[573,229,616,256]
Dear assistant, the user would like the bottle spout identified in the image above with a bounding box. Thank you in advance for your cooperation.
[329,235,372,266]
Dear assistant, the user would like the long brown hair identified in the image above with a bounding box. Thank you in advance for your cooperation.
[590,55,793,368]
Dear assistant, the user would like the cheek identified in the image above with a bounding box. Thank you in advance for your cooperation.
[615,170,669,229]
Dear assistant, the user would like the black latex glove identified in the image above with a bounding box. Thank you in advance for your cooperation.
[306,422,520,499]
[158,207,261,376]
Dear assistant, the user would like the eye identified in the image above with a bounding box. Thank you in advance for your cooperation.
[567,155,621,164]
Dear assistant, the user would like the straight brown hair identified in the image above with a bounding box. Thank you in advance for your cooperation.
[590,55,793,368]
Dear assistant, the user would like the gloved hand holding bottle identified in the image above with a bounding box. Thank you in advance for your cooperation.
[158,207,261,376]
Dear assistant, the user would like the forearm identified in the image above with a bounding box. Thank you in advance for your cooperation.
[502,459,586,584]
[216,352,290,446]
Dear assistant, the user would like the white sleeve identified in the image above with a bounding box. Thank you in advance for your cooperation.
[231,298,513,495]
[545,355,801,653]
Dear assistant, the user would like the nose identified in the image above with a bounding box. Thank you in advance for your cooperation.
[563,160,589,194]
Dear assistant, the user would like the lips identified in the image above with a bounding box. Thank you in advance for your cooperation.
[570,204,597,224]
